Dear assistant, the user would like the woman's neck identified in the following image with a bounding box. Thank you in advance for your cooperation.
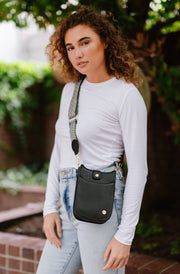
[86,72,114,83]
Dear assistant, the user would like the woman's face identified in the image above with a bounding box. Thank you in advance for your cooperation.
[65,24,108,82]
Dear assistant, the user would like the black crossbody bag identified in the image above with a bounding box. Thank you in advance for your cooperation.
[68,79,123,224]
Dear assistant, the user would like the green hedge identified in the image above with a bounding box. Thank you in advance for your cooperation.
[0,163,48,194]
[151,57,180,145]
[0,61,62,149]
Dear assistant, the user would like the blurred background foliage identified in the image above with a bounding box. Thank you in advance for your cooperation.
[0,62,62,191]
[0,62,61,148]
[0,0,179,144]
[0,162,48,194]
[0,0,179,33]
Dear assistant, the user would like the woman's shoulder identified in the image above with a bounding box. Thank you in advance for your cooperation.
[111,78,146,112]
[63,81,75,93]
[61,81,76,102]
[114,78,137,92]
[111,78,140,102]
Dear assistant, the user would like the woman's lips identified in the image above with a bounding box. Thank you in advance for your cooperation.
[77,61,88,68]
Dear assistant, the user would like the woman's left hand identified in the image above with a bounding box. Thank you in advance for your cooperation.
[102,237,130,271]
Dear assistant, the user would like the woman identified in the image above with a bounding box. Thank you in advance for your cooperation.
[37,7,148,274]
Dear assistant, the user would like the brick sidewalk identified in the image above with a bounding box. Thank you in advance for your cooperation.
[126,252,180,273]
[0,232,180,273]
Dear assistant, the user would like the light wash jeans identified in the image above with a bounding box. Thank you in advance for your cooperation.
[36,163,125,274]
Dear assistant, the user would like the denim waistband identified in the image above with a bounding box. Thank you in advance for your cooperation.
[59,161,120,180]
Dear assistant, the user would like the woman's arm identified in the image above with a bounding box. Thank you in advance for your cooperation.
[115,86,148,245]
[43,83,71,216]
[43,124,62,247]
[43,85,68,247]
[103,85,148,270]
[43,134,61,217]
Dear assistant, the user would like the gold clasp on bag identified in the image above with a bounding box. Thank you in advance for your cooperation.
[69,115,78,123]
[115,162,121,173]
[76,152,81,167]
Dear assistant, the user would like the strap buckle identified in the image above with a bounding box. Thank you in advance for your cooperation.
[115,161,122,173]
[69,115,78,123]
[76,152,81,167]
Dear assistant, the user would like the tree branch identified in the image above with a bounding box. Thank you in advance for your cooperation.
[147,15,180,35]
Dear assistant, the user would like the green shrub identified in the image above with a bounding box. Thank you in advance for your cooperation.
[152,57,180,145]
[136,216,163,238]
[0,61,62,147]
[0,163,48,194]
[170,240,180,255]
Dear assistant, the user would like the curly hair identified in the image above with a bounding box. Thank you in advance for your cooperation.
[46,7,141,86]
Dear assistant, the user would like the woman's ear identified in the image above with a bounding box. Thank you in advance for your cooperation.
[103,42,108,49]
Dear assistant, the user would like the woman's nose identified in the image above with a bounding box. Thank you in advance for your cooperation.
[74,47,83,58]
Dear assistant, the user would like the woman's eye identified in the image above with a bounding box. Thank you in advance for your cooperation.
[67,47,74,51]
[81,41,89,46]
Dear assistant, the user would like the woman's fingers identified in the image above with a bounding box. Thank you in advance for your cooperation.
[102,256,116,271]
[43,213,62,248]
[113,256,127,269]
[47,230,62,248]
[115,258,128,270]
[104,244,111,263]
[103,254,127,270]
[102,237,130,271]
[55,217,62,238]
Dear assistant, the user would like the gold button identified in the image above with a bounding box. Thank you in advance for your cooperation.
[102,210,107,215]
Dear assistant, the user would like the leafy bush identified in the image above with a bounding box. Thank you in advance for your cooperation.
[0,61,62,148]
[136,216,163,239]
[130,33,180,145]
[171,240,180,255]
[151,57,180,145]
[0,163,48,194]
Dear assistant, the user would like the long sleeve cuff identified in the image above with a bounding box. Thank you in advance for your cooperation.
[114,226,136,245]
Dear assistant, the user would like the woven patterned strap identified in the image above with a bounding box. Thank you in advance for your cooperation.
[68,79,84,155]
[68,77,124,166]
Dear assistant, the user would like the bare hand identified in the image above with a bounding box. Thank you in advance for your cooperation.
[103,237,130,271]
[43,212,62,248]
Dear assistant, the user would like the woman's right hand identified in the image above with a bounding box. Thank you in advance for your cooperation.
[43,212,62,248]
